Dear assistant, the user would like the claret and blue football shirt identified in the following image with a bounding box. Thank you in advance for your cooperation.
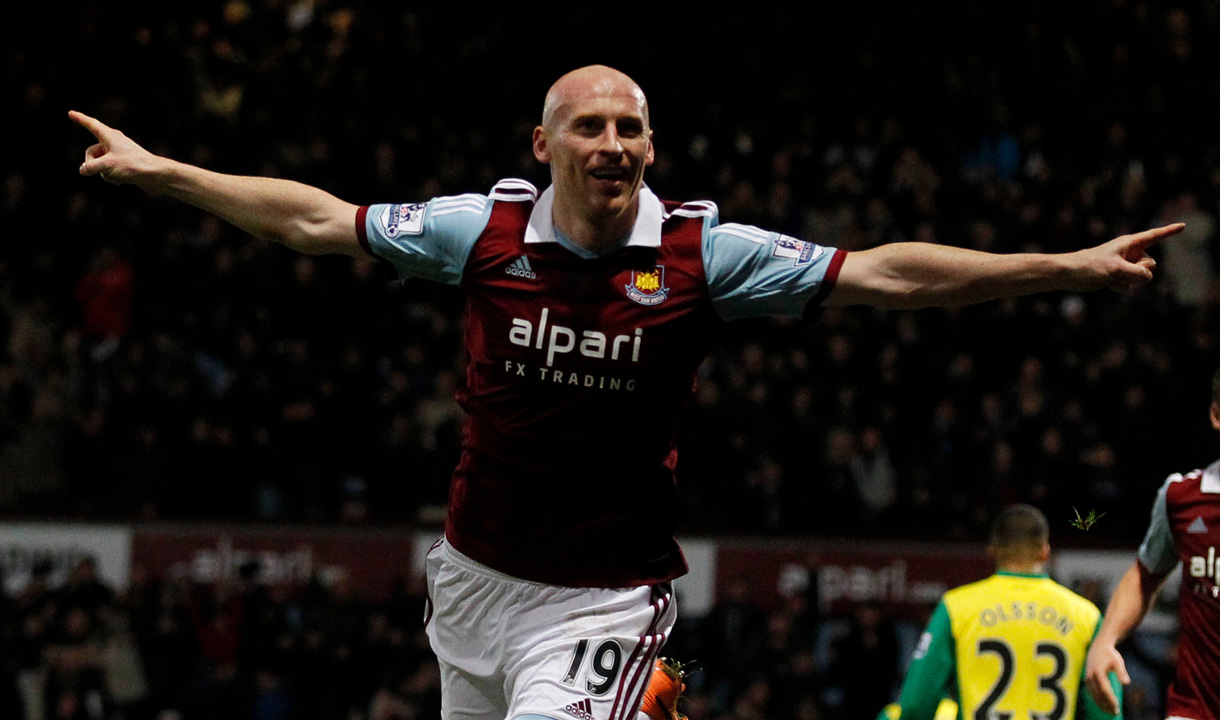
[1133,459,1220,720]
[355,179,844,587]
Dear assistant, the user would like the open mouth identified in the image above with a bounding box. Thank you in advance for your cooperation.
[589,166,630,182]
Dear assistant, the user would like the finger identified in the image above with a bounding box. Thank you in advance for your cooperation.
[1109,266,1153,291]
[1124,222,1186,251]
[80,155,108,177]
[68,110,112,139]
[1115,657,1130,685]
[84,143,105,162]
[1087,673,1117,714]
[1095,676,1119,714]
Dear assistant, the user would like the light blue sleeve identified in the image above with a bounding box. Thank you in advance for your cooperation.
[361,193,492,285]
[1137,476,1180,575]
[703,221,844,320]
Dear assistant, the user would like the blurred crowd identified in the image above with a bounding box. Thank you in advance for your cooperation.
[0,554,1177,720]
[0,551,907,720]
[10,1,1212,542]
[0,555,440,720]
[2,5,1220,713]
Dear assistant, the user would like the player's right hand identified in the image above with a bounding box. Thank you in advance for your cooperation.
[69,111,165,191]
[1084,640,1129,715]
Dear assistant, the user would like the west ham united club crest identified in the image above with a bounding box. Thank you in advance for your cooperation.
[625,266,669,306]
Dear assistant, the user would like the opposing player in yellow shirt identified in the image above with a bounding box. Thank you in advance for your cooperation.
[879,504,1123,720]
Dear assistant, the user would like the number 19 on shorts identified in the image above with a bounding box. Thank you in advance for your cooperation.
[562,639,624,696]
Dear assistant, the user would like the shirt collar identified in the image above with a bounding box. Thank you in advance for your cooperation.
[524,184,664,251]
[995,570,1049,579]
[1203,458,1220,493]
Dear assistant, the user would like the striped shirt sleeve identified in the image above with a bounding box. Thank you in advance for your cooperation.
[358,193,493,285]
[703,221,844,320]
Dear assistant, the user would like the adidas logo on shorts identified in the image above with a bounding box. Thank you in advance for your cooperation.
[506,255,537,280]
[564,698,595,720]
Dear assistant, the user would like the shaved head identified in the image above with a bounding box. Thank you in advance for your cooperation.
[533,65,655,250]
[542,65,649,131]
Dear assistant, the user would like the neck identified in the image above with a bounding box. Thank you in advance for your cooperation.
[998,561,1046,575]
[551,189,641,253]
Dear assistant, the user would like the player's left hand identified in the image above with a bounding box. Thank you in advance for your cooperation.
[1066,223,1184,292]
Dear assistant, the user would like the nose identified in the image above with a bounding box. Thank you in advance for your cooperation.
[596,126,624,155]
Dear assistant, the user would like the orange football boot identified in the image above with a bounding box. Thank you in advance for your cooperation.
[639,658,688,720]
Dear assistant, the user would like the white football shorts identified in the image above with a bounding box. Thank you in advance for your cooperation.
[424,536,677,720]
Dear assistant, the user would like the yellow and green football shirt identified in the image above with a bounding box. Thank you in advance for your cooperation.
[879,698,958,720]
[879,572,1122,720]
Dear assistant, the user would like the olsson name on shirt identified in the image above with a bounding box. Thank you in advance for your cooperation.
[976,601,1076,637]
[505,308,642,392]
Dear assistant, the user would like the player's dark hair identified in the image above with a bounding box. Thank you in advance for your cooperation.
[989,504,1049,555]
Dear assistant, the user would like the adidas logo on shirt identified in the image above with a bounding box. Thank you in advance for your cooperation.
[506,255,537,280]
[563,699,595,720]
[1189,516,1209,534]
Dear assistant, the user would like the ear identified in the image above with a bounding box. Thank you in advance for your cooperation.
[645,131,655,166]
[1211,401,1220,432]
[1038,542,1051,563]
[532,126,550,164]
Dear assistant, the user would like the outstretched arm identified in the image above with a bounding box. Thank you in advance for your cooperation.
[70,111,362,256]
[1083,561,1168,715]
[825,224,1184,308]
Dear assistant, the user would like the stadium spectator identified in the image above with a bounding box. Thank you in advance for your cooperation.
[1157,191,1216,309]
[827,602,900,718]
[74,248,135,363]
